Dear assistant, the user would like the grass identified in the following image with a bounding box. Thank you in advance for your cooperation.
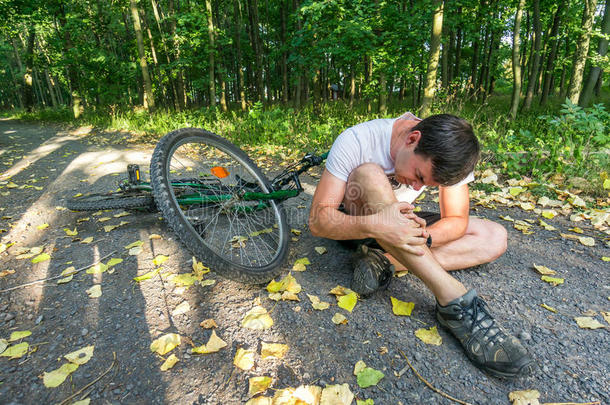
[3,90,609,196]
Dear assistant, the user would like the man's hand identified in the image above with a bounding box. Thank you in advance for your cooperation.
[370,201,428,255]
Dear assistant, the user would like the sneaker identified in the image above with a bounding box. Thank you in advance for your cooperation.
[436,290,535,378]
[351,244,395,297]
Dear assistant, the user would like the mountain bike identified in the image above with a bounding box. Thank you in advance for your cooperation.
[67,128,327,283]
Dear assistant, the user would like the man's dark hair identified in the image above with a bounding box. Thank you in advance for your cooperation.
[412,114,480,186]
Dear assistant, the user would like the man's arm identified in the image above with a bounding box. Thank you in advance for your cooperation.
[309,169,428,254]
[426,184,470,247]
[308,169,375,240]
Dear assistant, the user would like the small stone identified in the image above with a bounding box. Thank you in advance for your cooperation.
[35,315,43,324]
[5,313,15,321]
[7,320,15,328]
[517,331,531,341]
[184,353,191,359]
[81,328,88,336]
[113,389,121,395]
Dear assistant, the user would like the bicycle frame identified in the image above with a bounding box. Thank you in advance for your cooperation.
[122,152,328,210]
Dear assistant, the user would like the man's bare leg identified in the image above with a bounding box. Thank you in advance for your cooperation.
[385,217,508,271]
[345,163,534,378]
[344,163,466,305]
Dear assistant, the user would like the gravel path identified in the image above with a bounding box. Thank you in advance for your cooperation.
[0,119,608,405]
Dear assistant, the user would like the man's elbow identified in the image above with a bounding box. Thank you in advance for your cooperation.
[308,213,323,237]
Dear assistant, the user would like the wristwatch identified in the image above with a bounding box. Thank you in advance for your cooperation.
[426,235,432,248]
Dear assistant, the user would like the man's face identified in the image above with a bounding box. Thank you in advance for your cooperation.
[394,149,439,191]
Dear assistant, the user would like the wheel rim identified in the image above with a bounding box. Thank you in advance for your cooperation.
[165,136,287,269]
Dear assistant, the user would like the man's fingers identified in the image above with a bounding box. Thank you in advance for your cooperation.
[395,201,415,212]
[412,216,427,227]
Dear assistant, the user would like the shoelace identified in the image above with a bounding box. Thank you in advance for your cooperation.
[464,296,504,346]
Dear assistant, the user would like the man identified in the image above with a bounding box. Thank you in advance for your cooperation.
[308,112,534,378]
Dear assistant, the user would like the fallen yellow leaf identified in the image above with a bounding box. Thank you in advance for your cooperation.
[532,264,557,275]
[37,223,49,230]
[332,313,348,325]
[508,389,540,405]
[234,348,255,370]
[390,297,414,316]
[320,384,354,405]
[315,246,327,255]
[86,263,108,274]
[242,306,273,330]
[541,275,564,286]
[307,294,330,310]
[0,342,28,359]
[86,285,102,298]
[150,333,181,355]
[249,376,272,397]
[64,345,94,365]
[9,331,31,341]
[337,292,358,312]
[261,342,289,359]
[292,257,310,271]
[574,317,605,329]
[540,304,557,313]
[200,319,218,329]
[160,354,179,371]
[43,362,79,388]
[32,253,51,264]
[81,237,94,244]
[64,228,78,236]
[415,326,442,345]
[152,254,169,266]
[192,330,227,354]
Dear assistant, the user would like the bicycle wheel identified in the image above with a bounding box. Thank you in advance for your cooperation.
[66,192,155,211]
[150,128,289,284]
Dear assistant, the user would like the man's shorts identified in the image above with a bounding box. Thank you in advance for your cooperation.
[336,210,441,251]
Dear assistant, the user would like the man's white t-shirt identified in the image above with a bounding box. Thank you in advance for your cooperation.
[325,112,474,203]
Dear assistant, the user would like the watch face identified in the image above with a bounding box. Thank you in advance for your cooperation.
[386,174,402,190]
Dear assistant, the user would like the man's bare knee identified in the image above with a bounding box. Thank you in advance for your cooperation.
[486,221,507,261]
[344,163,394,214]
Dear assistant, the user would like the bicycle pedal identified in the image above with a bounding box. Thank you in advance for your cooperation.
[127,164,141,184]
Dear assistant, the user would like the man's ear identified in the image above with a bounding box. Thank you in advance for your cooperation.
[405,130,421,147]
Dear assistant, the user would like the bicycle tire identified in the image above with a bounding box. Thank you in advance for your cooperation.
[66,192,155,211]
[150,128,289,284]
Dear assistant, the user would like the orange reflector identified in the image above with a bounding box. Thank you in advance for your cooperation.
[211,166,230,178]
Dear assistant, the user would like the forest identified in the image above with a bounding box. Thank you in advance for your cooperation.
[0,0,609,193]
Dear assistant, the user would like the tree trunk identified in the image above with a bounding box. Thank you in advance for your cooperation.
[130,0,155,110]
[469,0,484,95]
[349,67,355,107]
[441,19,449,88]
[454,11,462,82]
[579,0,610,107]
[247,0,265,103]
[540,0,564,105]
[378,71,387,114]
[234,0,247,111]
[567,0,598,103]
[58,6,83,118]
[448,28,455,83]
[280,0,288,103]
[420,0,444,117]
[559,38,569,96]
[168,0,187,108]
[23,26,36,112]
[522,0,542,110]
[204,0,216,108]
[510,0,525,119]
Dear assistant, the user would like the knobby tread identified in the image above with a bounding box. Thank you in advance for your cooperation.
[66,193,154,211]
[149,128,289,284]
